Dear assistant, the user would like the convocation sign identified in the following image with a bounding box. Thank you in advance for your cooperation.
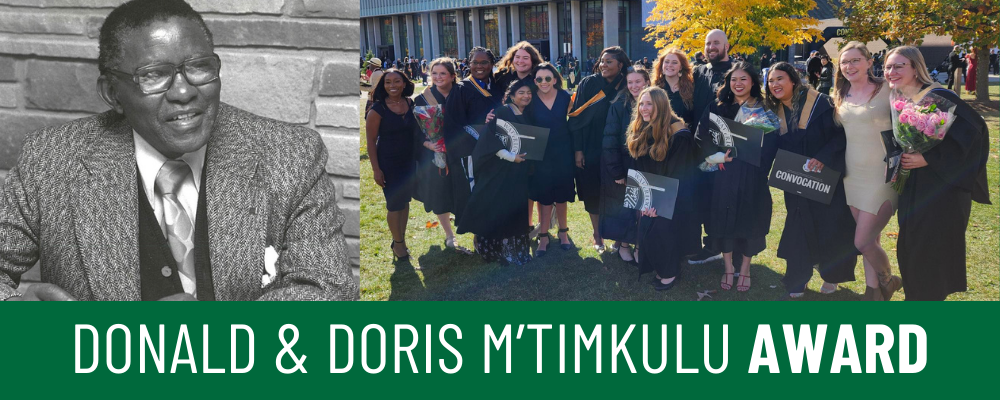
[624,169,679,219]
[768,149,842,205]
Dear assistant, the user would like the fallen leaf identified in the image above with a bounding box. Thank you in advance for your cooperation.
[696,290,716,301]
[886,232,899,238]
[426,221,439,229]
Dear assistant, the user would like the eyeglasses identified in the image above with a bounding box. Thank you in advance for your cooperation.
[535,76,554,83]
[884,62,909,72]
[839,57,865,67]
[105,54,221,94]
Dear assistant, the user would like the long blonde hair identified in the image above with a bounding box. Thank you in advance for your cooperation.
[833,41,884,108]
[651,48,694,109]
[884,46,934,87]
[627,87,678,162]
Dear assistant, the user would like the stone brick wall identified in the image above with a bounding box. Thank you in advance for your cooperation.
[0,0,361,285]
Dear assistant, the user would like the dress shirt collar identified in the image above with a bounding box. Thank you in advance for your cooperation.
[133,130,206,198]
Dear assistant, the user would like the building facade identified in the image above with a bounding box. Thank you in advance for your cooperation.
[360,0,658,67]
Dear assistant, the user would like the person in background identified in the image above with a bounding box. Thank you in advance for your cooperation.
[947,46,962,91]
[364,57,384,114]
[765,62,858,300]
[832,41,902,301]
[817,55,834,95]
[414,58,460,250]
[885,46,990,301]
[807,50,822,88]
[600,66,650,263]
[366,70,417,261]
[628,87,701,291]
[569,46,631,253]
[964,49,978,95]
[653,47,695,128]
[693,51,706,66]
[528,63,575,257]
[696,62,778,292]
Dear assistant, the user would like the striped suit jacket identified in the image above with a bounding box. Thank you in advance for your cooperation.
[0,104,359,301]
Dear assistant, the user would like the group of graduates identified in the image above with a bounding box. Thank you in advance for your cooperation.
[365,29,990,301]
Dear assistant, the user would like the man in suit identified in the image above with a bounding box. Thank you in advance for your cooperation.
[948,46,963,90]
[0,0,358,301]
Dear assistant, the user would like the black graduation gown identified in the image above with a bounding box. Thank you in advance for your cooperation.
[442,76,503,225]
[691,60,732,230]
[776,89,858,280]
[636,123,703,278]
[697,100,779,257]
[664,84,694,129]
[412,86,454,214]
[569,73,626,214]
[599,95,638,243]
[897,86,991,300]
[691,60,733,132]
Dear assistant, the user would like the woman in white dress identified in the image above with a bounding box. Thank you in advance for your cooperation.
[832,41,903,300]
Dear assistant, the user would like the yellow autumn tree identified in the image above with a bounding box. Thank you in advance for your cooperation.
[644,0,824,55]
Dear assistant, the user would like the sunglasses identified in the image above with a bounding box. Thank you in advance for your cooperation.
[535,76,554,83]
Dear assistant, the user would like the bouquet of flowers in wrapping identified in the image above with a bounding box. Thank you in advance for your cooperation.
[889,88,956,193]
[413,104,447,169]
[734,102,781,135]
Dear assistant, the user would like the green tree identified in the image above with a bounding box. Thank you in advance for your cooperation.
[644,0,824,56]
[839,0,999,101]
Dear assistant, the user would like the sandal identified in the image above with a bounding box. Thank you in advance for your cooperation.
[536,232,550,257]
[879,275,903,301]
[737,274,752,292]
[558,228,573,250]
[592,232,605,253]
[720,272,734,291]
[390,240,409,261]
[444,236,456,249]
[618,244,634,263]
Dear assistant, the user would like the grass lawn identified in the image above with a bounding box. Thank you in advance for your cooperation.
[360,81,999,301]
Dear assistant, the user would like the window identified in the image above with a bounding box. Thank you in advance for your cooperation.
[618,1,630,55]
[519,4,548,41]
[480,8,500,56]
[414,14,424,59]
[557,2,573,58]
[439,11,458,58]
[399,17,409,58]
[464,11,473,56]
[380,17,393,46]
[582,0,603,61]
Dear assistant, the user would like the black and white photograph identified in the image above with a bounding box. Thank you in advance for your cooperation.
[0,0,361,301]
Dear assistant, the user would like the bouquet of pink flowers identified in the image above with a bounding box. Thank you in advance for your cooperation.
[889,88,956,193]
[414,104,447,169]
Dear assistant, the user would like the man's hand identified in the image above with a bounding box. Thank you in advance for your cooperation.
[575,151,585,169]
[157,293,198,301]
[7,283,77,301]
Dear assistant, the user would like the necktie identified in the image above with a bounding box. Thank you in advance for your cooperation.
[154,160,197,297]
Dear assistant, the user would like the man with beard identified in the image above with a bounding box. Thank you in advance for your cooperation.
[688,29,733,265]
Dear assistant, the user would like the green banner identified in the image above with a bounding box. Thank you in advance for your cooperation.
[1,302,995,397]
